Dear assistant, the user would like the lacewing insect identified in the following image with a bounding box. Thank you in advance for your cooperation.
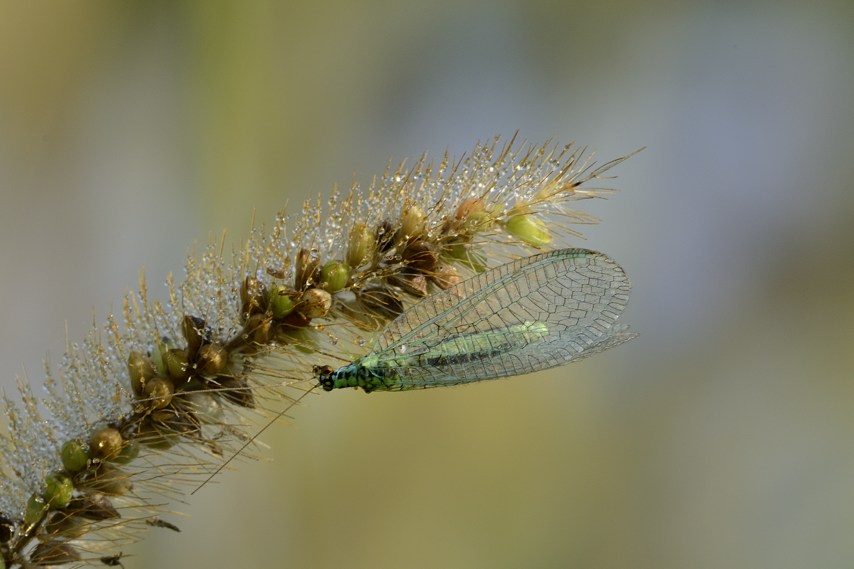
[315,248,635,392]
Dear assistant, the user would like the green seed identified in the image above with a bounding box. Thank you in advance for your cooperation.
[44,473,73,509]
[60,440,89,472]
[400,204,427,239]
[347,223,374,268]
[240,276,268,318]
[245,314,273,344]
[268,285,296,319]
[111,442,140,465]
[294,248,320,290]
[445,242,486,272]
[144,376,174,410]
[505,214,552,247]
[455,197,490,229]
[198,342,229,375]
[127,351,155,396]
[164,349,189,380]
[151,338,175,377]
[445,241,467,260]
[25,494,47,526]
[90,427,123,461]
[320,261,349,293]
[182,315,207,355]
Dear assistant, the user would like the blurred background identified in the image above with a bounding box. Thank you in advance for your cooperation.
[1,1,853,568]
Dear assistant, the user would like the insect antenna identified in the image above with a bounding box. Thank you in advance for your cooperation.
[190,384,318,495]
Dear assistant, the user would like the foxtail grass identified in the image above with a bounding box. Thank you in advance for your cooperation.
[0,135,639,567]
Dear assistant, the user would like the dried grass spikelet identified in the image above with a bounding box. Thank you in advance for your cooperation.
[0,135,639,567]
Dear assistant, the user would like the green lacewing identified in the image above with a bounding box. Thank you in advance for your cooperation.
[194,248,635,494]
[316,248,635,392]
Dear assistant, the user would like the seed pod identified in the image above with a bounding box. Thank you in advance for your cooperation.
[144,376,174,410]
[400,204,427,240]
[89,427,123,462]
[25,494,47,527]
[347,223,374,268]
[127,351,155,396]
[294,248,320,290]
[402,239,438,271]
[358,286,404,321]
[163,349,189,381]
[198,342,229,375]
[445,241,466,259]
[60,440,89,472]
[505,213,552,247]
[151,337,176,377]
[111,441,140,465]
[244,313,273,345]
[389,272,429,297]
[456,196,486,220]
[455,197,490,231]
[267,284,296,319]
[240,276,268,319]
[320,260,350,293]
[182,315,209,356]
[375,220,397,253]
[430,263,462,289]
[299,288,333,319]
[444,242,486,272]
[44,473,73,509]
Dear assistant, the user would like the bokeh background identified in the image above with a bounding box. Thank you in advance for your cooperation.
[1,1,853,568]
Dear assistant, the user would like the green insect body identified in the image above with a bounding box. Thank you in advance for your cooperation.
[316,248,634,393]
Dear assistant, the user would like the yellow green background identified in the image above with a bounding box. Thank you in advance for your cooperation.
[1,1,853,568]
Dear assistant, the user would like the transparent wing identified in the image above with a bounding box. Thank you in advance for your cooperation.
[373,248,634,389]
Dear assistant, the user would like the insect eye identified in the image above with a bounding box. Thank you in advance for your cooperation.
[313,365,333,376]
[313,365,337,391]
